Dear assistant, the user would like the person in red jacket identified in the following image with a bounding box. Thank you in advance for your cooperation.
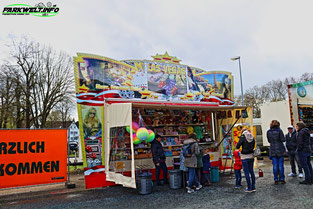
[233,150,243,188]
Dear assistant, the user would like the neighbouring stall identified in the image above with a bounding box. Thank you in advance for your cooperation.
[288,80,313,128]
[73,52,253,189]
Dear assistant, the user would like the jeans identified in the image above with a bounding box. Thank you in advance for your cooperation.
[242,158,255,190]
[155,162,168,183]
[196,168,202,184]
[298,151,313,182]
[272,156,285,181]
[288,152,303,174]
[188,167,200,188]
[234,169,242,186]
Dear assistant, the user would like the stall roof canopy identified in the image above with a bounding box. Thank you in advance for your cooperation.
[105,99,247,110]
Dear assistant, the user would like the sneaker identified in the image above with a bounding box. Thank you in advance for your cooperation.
[274,181,279,185]
[195,185,203,191]
[299,180,312,185]
[252,188,256,192]
[299,173,304,178]
[244,188,252,193]
[288,173,297,177]
[280,180,286,184]
[187,187,195,193]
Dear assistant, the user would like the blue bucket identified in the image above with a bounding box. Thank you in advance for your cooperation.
[210,166,219,183]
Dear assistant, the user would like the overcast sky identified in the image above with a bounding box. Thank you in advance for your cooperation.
[1,0,313,96]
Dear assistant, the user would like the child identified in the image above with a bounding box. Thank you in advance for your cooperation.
[202,149,211,186]
[233,150,243,188]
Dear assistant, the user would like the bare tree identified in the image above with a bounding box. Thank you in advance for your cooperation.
[0,65,16,128]
[55,97,75,128]
[8,36,39,128]
[4,35,75,128]
[31,47,74,128]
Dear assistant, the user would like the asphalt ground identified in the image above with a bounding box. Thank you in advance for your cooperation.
[1,158,313,209]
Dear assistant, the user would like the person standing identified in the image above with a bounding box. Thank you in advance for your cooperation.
[267,120,286,184]
[296,122,313,185]
[286,125,303,178]
[202,149,211,186]
[236,129,256,193]
[233,150,243,189]
[196,144,203,184]
[184,134,202,193]
[151,135,168,185]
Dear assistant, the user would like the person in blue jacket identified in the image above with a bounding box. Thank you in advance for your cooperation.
[267,120,286,184]
[151,134,168,185]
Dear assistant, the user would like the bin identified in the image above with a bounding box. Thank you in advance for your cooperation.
[210,166,219,183]
[169,169,182,189]
[136,172,153,195]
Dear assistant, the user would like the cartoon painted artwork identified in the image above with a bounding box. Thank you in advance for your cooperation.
[147,62,187,96]
[187,67,233,99]
[221,125,233,157]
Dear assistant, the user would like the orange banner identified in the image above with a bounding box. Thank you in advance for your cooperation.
[0,129,68,189]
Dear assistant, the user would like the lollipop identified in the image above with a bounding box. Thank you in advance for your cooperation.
[132,122,139,131]
[136,128,149,141]
[133,133,142,144]
[146,130,155,142]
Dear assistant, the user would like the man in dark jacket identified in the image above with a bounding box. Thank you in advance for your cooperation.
[296,122,313,184]
[286,125,303,177]
[151,135,168,185]
[267,120,286,184]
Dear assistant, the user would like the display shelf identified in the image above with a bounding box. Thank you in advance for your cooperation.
[159,134,187,137]
[162,142,214,148]
[151,123,208,127]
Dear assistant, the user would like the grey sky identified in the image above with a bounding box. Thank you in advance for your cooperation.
[1,0,313,96]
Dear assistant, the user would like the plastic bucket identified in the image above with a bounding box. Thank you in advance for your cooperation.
[136,172,153,195]
[169,169,182,189]
[210,166,219,183]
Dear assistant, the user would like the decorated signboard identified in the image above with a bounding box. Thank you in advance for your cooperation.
[73,52,234,188]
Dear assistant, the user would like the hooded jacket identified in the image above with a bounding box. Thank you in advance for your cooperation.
[233,150,243,170]
[296,127,311,153]
[151,140,166,163]
[236,130,255,155]
[267,127,286,157]
[202,154,211,172]
[183,139,199,168]
[285,129,297,152]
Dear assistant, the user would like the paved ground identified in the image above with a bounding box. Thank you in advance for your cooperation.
[1,158,313,209]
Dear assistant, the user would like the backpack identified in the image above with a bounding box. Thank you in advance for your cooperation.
[182,143,193,157]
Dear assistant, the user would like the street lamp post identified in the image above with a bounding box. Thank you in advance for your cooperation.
[231,56,244,106]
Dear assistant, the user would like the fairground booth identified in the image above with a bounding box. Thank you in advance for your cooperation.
[73,52,253,189]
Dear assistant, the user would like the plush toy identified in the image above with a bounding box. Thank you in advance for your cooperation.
[192,111,200,124]
[194,126,203,139]
[187,126,194,135]
[153,112,160,126]
[187,112,193,124]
